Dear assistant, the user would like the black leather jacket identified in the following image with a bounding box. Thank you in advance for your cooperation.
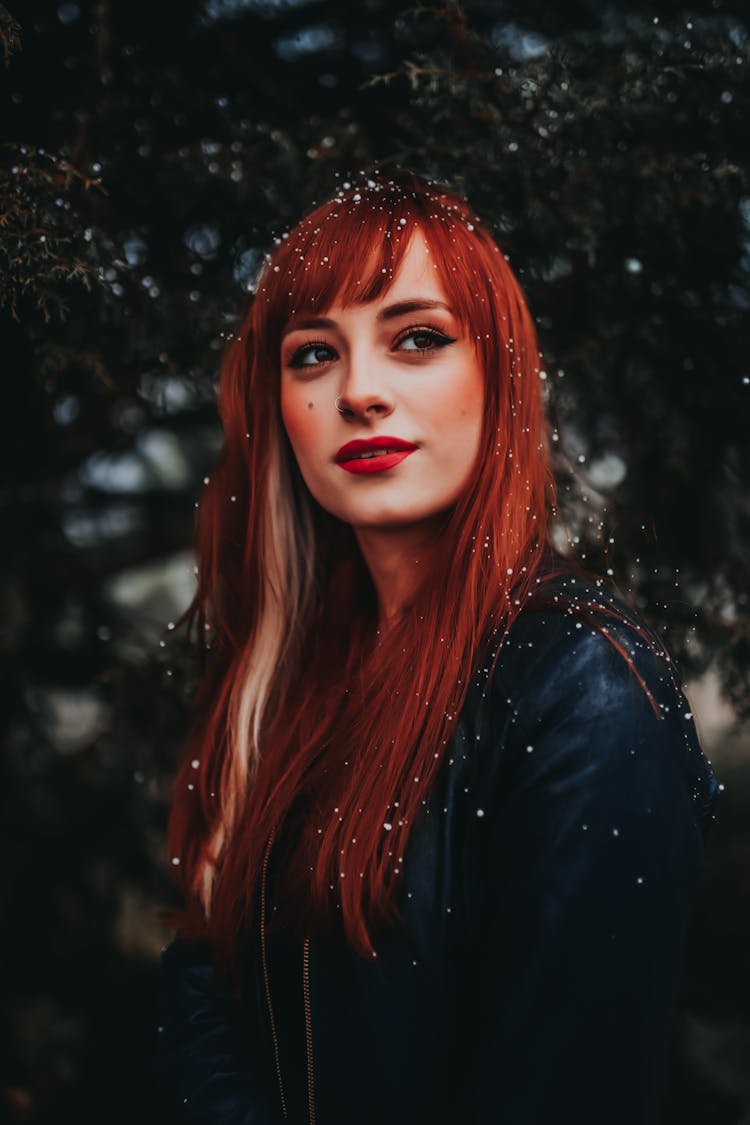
[154,567,721,1124]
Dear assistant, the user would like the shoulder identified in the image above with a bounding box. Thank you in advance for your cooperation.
[476,557,720,835]
[487,559,668,708]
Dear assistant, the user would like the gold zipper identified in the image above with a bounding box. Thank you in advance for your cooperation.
[261,827,317,1125]
[302,935,316,1125]
[261,828,288,1120]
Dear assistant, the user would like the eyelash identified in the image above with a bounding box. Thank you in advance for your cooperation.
[286,324,457,369]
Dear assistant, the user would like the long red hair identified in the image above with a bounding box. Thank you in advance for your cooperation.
[161,169,667,997]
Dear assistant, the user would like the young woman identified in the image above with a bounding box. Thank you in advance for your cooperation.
[154,169,720,1124]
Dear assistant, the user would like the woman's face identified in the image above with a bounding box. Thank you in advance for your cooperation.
[279,230,485,532]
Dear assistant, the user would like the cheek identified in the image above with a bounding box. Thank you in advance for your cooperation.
[461,355,485,426]
[280,388,322,457]
[428,356,484,438]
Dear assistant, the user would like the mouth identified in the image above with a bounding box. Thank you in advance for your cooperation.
[336,448,417,475]
[334,437,418,464]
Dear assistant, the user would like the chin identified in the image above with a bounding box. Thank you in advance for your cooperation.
[351,503,446,528]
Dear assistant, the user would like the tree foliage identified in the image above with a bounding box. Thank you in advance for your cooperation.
[1,1,748,1121]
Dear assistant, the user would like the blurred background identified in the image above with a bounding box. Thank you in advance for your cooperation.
[0,0,748,1121]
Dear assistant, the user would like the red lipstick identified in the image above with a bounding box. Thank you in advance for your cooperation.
[335,436,418,475]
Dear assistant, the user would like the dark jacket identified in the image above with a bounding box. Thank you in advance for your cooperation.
[154,565,721,1124]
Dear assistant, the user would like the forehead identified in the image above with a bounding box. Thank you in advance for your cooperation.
[326,229,449,315]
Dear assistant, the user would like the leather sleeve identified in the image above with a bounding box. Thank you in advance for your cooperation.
[458,617,721,1124]
[153,936,283,1124]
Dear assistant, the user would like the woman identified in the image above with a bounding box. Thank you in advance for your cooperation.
[154,169,721,1124]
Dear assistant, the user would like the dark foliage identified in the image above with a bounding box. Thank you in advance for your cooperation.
[0,1,748,1121]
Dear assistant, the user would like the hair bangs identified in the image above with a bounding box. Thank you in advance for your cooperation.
[257,183,487,354]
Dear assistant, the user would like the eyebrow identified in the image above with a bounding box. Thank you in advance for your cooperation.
[282,299,456,338]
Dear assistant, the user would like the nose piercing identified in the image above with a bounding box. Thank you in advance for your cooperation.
[335,396,347,415]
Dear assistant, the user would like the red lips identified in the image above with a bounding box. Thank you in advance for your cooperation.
[334,436,418,463]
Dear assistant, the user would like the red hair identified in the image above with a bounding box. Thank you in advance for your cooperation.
[161,169,668,998]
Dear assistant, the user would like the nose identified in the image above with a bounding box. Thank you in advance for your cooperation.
[335,350,395,422]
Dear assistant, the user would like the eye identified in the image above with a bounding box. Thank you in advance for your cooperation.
[394,325,457,354]
[287,340,337,369]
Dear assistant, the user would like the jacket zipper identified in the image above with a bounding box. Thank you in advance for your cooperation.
[302,935,316,1124]
[261,827,317,1125]
[261,828,288,1120]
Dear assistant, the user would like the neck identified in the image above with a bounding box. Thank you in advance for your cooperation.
[353,516,445,628]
